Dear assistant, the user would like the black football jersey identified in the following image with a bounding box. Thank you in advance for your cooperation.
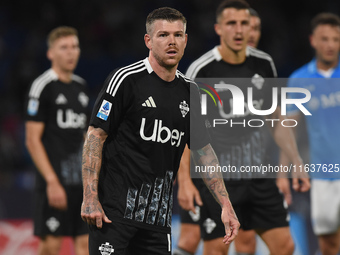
[25,69,89,190]
[186,46,277,177]
[89,58,209,232]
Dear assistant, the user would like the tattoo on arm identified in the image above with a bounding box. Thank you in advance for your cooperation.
[191,144,228,206]
[81,128,107,214]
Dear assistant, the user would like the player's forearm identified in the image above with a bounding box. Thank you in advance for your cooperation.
[82,126,107,199]
[191,143,230,207]
[26,137,59,184]
[269,109,302,165]
[177,145,191,184]
[273,122,302,165]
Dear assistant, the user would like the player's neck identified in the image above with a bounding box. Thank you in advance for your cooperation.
[218,45,246,64]
[316,58,338,71]
[148,54,177,82]
[51,66,73,83]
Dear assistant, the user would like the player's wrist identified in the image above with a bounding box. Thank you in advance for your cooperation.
[45,174,60,185]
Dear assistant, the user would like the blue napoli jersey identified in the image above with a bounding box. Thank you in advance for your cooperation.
[287,58,340,179]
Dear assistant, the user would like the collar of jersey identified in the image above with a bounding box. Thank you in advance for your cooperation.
[308,57,340,77]
[144,57,180,79]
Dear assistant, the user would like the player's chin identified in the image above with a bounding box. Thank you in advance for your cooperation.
[164,58,180,68]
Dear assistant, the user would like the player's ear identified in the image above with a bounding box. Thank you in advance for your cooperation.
[214,23,221,36]
[145,34,152,50]
[47,48,53,61]
[309,34,316,49]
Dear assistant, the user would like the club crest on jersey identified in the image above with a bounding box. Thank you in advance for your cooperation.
[251,74,264,90]
[179,100,189,117]
[97,100,112,121]
[78,92,89,107]
[99,242,114,255]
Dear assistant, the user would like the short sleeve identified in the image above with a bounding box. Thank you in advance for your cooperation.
[286,76,304,116]
[25,84,50,122]
[188,83,211,150]
[89,70,132,135]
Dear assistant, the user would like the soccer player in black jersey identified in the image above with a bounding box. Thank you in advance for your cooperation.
[175,1,310,255]
[25,27,89,255]
[175,7,263,255]
[80,7,239,255]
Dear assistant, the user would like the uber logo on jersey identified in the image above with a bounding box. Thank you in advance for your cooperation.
[139,118,185,147]
[57,109,87,129]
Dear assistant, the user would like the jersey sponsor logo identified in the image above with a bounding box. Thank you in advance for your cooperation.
[142,96,157,108]
[308,92,340,111]
[55,93,68,105]
[139,118,185,147]
[188,206,200,222]
[251,73,264,89]
[99,242,114,255]
[57,109,87,129]
[46,217,60,232]
[179,100,189,117]
[78,92,89,107]
[203,218,216,234]
[27,98,39,116]
[97,100,112,121]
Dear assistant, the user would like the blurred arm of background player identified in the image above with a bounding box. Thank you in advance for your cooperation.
[177,144,203,213]
[267,108,309,203]
[26,122,67,210]
[276,113,304,205]
[191,143,240,245]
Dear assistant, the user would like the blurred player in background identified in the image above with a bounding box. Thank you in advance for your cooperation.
[81,7,239,255]
[247,8,261,49]
[25,26,89,255]
[175,0,309,254]
[284,12,340,255]
[175,6,262,255]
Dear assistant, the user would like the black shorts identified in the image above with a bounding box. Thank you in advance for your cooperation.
[198,179,289,240]
[88,221,171,255]
[33,186,88,237]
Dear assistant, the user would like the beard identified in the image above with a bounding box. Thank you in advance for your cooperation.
[152,50,183,69]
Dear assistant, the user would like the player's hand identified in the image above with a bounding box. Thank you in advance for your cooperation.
[276,178,292,205]
[221,201,240,245]
[292,158,310,192]
[177,178,203,214]
[81,196,112,228]
[46,181,67,210]
[292,171,310,192]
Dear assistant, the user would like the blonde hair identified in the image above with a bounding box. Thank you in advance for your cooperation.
[47,26,78,48]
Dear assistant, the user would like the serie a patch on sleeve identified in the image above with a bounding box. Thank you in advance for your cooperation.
[28,98,39,116]
[96,100,112,121]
